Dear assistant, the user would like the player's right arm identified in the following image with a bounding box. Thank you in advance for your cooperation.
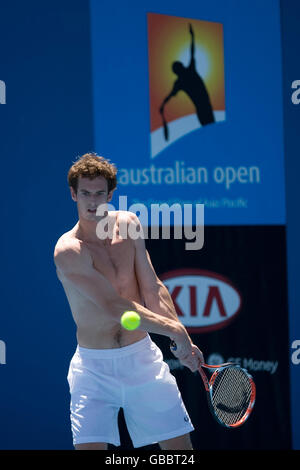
[53,240,198,367]
[159,82,180,114]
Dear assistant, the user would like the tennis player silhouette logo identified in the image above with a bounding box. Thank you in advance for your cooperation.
[147,13,225,158]
[159,24,215,141]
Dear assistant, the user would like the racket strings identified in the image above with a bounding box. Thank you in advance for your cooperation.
[211,367,252,425]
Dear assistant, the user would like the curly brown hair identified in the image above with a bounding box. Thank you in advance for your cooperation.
[68,153,117,194]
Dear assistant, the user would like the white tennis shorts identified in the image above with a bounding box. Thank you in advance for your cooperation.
[67,334,194,447]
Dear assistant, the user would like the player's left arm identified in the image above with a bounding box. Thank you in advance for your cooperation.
[132,216,179,323]
[131,213,204,367]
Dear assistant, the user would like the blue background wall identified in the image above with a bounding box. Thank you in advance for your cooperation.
[280,0,300,450]
[0,0,299,450]
[0,0,93,449]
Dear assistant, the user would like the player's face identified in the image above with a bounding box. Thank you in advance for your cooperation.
[71,176,113,221]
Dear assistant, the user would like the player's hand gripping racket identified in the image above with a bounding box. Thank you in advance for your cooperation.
[170,341,256,428]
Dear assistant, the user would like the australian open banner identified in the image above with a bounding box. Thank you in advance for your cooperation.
[90,0,285,226]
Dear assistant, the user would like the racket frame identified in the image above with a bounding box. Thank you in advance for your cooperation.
[199,362,256,428]
[169,340,256,428]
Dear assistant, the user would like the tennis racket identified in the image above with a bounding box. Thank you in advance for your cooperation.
[161,110,169,140]
[170,341,256,428]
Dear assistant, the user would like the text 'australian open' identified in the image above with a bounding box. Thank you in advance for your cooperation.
[118,161,260,190]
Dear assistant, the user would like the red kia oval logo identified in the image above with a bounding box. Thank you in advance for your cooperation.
[159,269,242,333]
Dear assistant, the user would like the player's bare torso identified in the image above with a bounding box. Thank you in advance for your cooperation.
[55,212,147,349]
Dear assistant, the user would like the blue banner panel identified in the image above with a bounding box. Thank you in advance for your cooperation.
[90,0,285,225]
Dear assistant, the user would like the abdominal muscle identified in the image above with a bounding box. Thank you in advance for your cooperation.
[59,273,147,349]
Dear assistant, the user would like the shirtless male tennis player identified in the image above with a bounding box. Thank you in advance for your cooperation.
[54,153,203,450]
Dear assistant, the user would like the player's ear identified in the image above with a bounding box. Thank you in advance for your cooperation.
[70,186,77,202]
[107,188,115,202]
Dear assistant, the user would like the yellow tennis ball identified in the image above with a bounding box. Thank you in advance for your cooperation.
[120,311,141,331]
